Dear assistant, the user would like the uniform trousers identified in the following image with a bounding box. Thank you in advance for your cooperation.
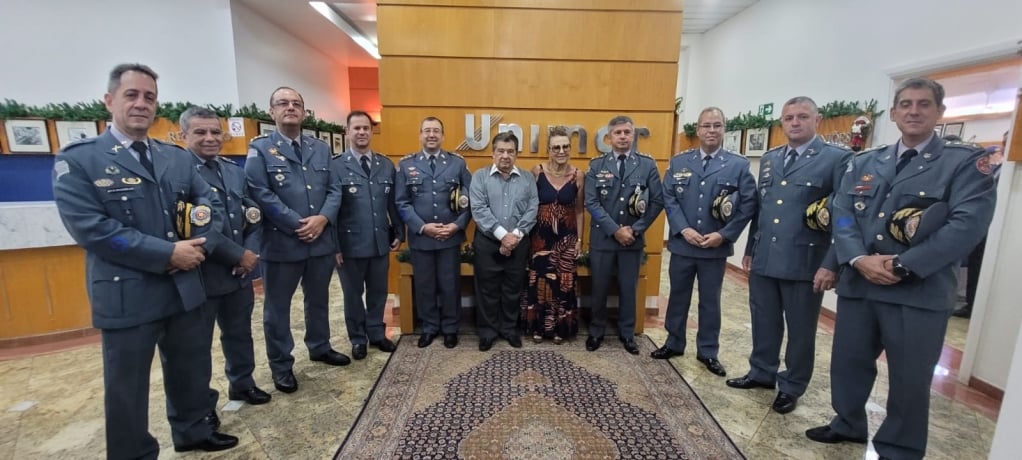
[828,297,949,460]
[411,246,461,335]
[262,255,335,377]
[588,249,641,340]
[101,303,214,459]
[663,253,725,359]
[338,254,390,345]
[747,272,823,396]
[201,285,257,412]
[472,232,530,340]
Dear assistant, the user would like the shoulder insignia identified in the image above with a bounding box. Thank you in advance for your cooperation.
[765,145,785,155]
[219,156,238,166]
[249,134,269,143]
[635,151,654,160]
[856,144,887,156]
[310,136,330,147]
[61,137,99,151]
[447,151,465,159]
[331,152,343,159]
[945,140,984,150]
[399,153,417,163]
[589,155,605,163]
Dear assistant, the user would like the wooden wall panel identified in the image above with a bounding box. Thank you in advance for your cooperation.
[378,6,681,62]
[0,246,89,340]
[380,58,677,111]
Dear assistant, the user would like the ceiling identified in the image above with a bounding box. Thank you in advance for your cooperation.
[235,0,758,68]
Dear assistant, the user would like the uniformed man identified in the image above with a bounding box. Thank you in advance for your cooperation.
[727,97,852,414]
[332,110,403,360]
[180,107,271,422]
[469,132,539,351]
[805,78,996,460]
[395,117,473,348]
[653,107,756,377]
[583,115,664,354]
[245,86,347,395]
[52,63,238,458]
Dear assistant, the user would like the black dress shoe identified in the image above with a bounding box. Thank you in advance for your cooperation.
[725,374,775,390]
[621,338,639,355]
[697,356,727,377]
[228,386,271,405]
[273,371,298,393]
[772,392,799,414]
[507,335,522,348]
[372,338,397,352]
[952,306,972,318]
[805,425,867,444]
[585,336,603,352]
[311,349,351,366]
[479,337,495,351]
[174,432,240,452]
[444,334,459,348]
[352,344,368,360]
[650,346,682,359]
[418,333,437,348]
[203,411,221,431]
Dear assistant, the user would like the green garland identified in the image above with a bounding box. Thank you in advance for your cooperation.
[680,99,885,137]
[0,98,345,134]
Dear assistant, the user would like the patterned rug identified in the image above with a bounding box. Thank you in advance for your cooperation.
[335,335,744,459]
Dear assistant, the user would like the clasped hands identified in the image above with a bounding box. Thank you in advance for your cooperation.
[296,215,328,243]
[854,254,902,286]
[423,222,459,241]
[499,232,521,256]
[168,237,207,273]
[681,228,723,249]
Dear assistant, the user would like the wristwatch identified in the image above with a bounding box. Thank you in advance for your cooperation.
[891,255,912,279]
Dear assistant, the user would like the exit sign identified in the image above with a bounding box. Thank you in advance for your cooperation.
[759,103,774,116]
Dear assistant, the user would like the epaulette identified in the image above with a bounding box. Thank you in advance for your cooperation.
[944,140,984,151]
[61,137,99,151]
[673,148,697,157]
[219,156,238,166]
[635,151,654,160]
[447,151,465,159]
[151,138,176,147]
[765,145,785,155]
[331,152,343,159]
[309,135,330,148]
[399,153,418,162]
[589,155,604,163]
[856,144,886,156]
[249,134,269,143]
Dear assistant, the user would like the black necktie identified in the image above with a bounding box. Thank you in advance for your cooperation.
[702,154,712,171]
[132,141,154,176]
[206,159,223,183]
[618,154,627,178]
[896,149,918,174]
[429,155,436,172]
[361,156,371,176]
[292,141,302,162]
[784,149,798,169]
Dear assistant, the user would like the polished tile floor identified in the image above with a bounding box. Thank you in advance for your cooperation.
[0,253,998,459]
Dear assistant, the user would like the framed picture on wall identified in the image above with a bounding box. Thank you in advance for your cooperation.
[4,119,51,153]
[55,121,99,149]
[934,124,945,137]
[744,127,769,157]
[302,128,317,138]
[724,130,742,152]
[317,131,331,144]
[259,122,276,136]
[331,133,344,154]
[944,122,964,138]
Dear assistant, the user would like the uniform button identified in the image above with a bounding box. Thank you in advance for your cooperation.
[699,194,704,198]
[229,213,235,218]
[700,181,705,186]
[113,276,120,282]
[373,213,377,216]
[233,229,239,235]
[919,191,926,196]
[806,182,812,186]
[433,192,437,195]
[619,211,624,215]
[433,180,437,183]
[309,205,314,209]
[302,166,307,171]
[306,185,312,189]
[697,219,702,224]
[433,204,437,207]
[163,210,169,215]
[374,227,378,231]
[876,234,884,240]
[619,197,625,201]
[781,180,787,186]
[773,218,780,224]
[776,200,783,205]
[878,212,885,218]
[226,197,232,202]
[698,207,702,211]
[121,196,128,201]
[886,193,891,198]
[166,231,175,238]
[771,236,777,242]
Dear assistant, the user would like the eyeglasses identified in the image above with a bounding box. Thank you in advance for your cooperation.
[698,123,724,131]
[550,144,571,152]
[272,100,304,109]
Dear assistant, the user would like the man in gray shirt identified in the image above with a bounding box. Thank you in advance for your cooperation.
[469,132,539,351]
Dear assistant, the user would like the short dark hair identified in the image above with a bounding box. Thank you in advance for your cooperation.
[608,115,633,129]
[347,110,372,126]
[548,125,570,147]
[179,106,219,131]
[421,116,444,133]
[492,131,519,151]
[894,77,945,107]
[107,63,158,93]
[783,96,818,113]
[269,86,304,106]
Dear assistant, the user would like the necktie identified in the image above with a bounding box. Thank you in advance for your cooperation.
[702,154,712,171]
[206,159,223,183]
[429,155,436,173]
[292,141,302,162]
[618,154,627,178]
[361,156,371,176]
[896,149,917,174]
[132,141,154,176]
[784,149,798,169]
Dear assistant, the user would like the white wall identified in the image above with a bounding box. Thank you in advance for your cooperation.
[958,117,1012,143]
[0,0,239,105]
[230,1,350,123]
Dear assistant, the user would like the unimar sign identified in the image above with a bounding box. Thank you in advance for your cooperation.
[457,114,652,155]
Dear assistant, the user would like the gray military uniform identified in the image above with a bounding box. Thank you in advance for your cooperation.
[583,151,664,340]
[661,148,755,358]
[743,137,851,395]
[53,129,223,459]
[192,153,262,401]
[245,131,341,377]
[333,149,404,345]
[827,136,996,459]
[394,150,472,335]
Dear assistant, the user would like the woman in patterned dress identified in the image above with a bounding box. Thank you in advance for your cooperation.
[522,126,584,344]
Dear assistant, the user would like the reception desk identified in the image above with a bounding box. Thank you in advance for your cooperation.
[0,202,92,346]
